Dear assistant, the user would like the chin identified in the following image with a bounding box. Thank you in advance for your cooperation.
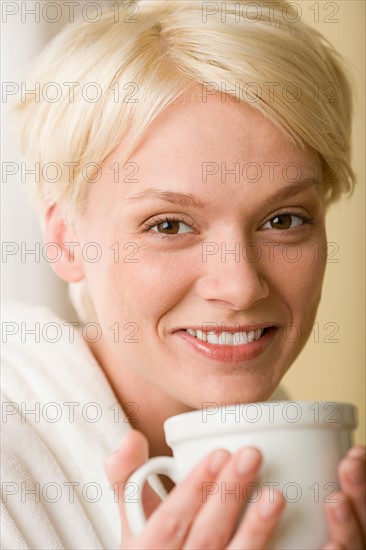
[178,383,278,410]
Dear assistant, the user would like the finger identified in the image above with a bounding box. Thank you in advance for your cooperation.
[322,543,343,550]
[183,447,262,550]
[227,488,285,550]
[338,447,366,535]
[104,429,162,537]
[139,449,231,550]
[324,491,364,550]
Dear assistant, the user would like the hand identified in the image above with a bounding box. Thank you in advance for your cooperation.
[323,446,366,550]
[104,430,285,550]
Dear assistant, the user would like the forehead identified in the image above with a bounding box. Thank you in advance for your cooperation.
[114,93,318,178]
[85,93,322,218]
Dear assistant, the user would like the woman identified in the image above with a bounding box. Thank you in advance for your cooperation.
[2,0,365,548]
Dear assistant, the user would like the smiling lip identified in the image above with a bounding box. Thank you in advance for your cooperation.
[178,323,274,334]
[174,326,277,364]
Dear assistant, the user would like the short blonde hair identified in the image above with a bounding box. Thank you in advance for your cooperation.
[13,0,356,322]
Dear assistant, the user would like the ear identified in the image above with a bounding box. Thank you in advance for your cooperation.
[44,204,84,283]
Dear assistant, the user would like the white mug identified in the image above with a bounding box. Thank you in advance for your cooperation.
[124,400,357,549]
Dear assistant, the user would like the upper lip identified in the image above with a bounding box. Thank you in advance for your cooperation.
[176,323,278,334]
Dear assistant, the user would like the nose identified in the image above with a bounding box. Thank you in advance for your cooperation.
[196,241,269,310]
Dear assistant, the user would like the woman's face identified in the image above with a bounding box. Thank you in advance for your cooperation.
[75,93,327,407]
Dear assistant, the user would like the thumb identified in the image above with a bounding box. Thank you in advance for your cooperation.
[104,429,162,538]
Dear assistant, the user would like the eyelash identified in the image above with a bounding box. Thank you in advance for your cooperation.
[142,212,316,238]
[263,211,316,230]
[142,215,195,238]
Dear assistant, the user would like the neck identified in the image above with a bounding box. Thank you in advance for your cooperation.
[87,337,194,458]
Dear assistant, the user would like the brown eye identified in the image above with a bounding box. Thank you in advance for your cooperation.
[264,214,304,230]
[156,220,181,234]
[147,218,193,235]
[270,214,292,229]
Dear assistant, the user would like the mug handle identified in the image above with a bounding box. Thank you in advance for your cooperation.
[124,456,178,536]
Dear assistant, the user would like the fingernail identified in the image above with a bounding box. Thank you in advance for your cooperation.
[344,458,366,486]
[331,498,351,523]
[258,491,282,519]
[235,447,260,476]
[209,450,230,474]
[348,446,366,459]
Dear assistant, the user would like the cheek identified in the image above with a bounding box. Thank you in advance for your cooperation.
[85,243,199,324]
[268,239,326,321]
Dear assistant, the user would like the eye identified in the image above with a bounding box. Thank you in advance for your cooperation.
[144,216,194,236]
[263,213,310,230]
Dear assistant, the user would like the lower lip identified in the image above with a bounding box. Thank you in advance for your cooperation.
[174,328,277,364]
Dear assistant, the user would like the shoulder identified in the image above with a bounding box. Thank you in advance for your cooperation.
[1,301,128,548]
[1,407,106,549]
[1,300,111,403]
[2,300,95,378]
[1,300,129,441]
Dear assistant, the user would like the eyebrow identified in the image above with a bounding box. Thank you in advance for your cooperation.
[125,179,322,209]
[125,188,207,208]
[262,178,323,206]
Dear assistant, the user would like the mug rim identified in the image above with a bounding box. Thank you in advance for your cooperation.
[164,400,358,447]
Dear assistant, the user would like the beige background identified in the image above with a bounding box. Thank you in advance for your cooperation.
[281,1,365,445]
[2,2,365,442]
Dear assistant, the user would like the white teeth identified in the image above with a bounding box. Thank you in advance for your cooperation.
[184,328,264,345]
[196,329,207,342]
[220,332,233,345]
[233,331,250,345]
[206,332,217,344]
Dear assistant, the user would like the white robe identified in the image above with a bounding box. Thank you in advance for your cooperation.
[1,301,288,549]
